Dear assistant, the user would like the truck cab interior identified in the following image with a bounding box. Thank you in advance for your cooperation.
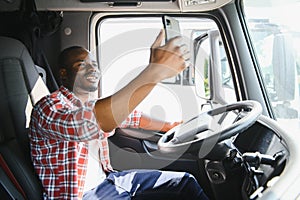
[1,0,300,199]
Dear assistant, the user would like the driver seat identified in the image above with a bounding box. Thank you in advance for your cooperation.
[0,36,49,199]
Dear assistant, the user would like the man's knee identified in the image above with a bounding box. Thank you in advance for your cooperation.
[184,173,198,184]
[185,173,209,199]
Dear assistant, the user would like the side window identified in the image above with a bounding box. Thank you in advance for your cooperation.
[97,17,236,122]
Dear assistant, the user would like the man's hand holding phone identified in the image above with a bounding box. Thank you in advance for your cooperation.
[162,15,191,67]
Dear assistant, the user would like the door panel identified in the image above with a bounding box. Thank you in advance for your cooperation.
[109,128,201,173]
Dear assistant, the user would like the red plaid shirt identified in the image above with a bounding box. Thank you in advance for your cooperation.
[29,86,141,200]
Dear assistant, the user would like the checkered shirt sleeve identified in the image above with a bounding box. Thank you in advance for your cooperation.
[119,110,142,128]
[99,110,142,172]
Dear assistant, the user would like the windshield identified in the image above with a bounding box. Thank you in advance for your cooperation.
[97,16,235,122]
[242,0,300,130]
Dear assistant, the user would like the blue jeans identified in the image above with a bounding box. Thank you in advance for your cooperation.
[83,169,208,200]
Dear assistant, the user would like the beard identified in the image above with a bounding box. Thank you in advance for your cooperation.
[85,84,98,92]
[72,78,99,93]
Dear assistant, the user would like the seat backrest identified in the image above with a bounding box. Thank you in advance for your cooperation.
[0,36,49,199]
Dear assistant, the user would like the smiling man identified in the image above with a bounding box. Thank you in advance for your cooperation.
[28,31,208,200]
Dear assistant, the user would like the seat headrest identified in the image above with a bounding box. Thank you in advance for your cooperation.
[0,36,41,92]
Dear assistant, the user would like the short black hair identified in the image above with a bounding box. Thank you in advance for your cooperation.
[58,46,85,70]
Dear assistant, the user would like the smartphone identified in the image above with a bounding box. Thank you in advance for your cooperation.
[162,16,181,43]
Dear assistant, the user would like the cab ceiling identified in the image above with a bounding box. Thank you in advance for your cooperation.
[35,0,233,12]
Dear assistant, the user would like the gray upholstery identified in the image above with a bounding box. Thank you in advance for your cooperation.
[0,36,46,199]
[0,36,40,91]
[0,0,22,12]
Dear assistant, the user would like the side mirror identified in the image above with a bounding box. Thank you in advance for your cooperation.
[194,30,225,102]
[193,32,210,99]
[194,29,236,104]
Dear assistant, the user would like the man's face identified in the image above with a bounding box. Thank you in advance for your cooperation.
[69,50,101,93]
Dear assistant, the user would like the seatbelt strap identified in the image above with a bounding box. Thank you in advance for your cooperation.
[0,167,25,200]
[20,0,60,92]
[0,154,27,199]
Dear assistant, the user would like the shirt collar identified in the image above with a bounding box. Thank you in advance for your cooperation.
[59,86,97,108]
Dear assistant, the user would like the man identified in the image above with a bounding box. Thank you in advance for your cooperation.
[29,30,208,199]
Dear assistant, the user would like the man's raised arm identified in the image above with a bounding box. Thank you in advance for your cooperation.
[94,30,188,132]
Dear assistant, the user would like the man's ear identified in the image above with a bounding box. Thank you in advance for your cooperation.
[59,68,68,82]
[59,68,73,90]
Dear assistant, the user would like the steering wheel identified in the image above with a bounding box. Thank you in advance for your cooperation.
[158,100,262,153]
